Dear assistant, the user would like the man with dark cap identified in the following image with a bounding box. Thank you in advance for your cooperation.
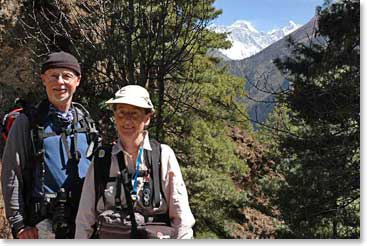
[1,51,99,239]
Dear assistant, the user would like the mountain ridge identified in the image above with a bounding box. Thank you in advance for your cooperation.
[211,20,301,60]
[223,16,319,125]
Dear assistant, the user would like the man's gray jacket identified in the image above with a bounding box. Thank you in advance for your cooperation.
[1,113,33,234]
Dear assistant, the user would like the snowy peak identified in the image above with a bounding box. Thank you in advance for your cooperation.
[212,20,301,60]
[268,21,301,40]
[286,21,301,33]
[230,20,259,33]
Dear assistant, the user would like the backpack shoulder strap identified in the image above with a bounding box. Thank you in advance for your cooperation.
[72,103,84,120]
[93,145,113,209]
[145,139,163,208]
[72,102,100,158]
[24,99,49,128]
[72,102,96,129]
[116,150,138,238]
[23,99,49,160]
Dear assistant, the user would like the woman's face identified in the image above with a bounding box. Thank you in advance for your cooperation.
[114,103,151,142]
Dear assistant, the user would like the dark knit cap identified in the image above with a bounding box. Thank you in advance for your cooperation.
[41,51,81,75]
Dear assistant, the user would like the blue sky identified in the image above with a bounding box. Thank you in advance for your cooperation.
[212,0,325,31]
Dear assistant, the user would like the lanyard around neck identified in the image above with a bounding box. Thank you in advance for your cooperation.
[132,146,144,196]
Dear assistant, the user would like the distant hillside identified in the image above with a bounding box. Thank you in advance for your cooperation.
[224,17,319,126]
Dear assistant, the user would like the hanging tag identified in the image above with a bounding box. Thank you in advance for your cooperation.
[131,192,138,202]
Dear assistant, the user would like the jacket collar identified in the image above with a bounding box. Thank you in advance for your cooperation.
[112,131,152,156]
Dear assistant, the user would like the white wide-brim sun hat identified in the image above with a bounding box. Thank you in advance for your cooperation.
[105,85,154,111]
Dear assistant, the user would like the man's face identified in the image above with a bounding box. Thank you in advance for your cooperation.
[41,68,80,108]
[114,104,151,141]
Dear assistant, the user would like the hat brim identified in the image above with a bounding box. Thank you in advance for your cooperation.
[105,97,154,110]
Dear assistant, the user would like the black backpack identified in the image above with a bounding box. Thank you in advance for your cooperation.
[4,98,100,238]
[92,139,178,239]
[1,98,99,158]
[27,99,100,161]
[93,139,164,210]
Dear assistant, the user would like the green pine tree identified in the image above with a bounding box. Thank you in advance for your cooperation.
[270,0,360,238]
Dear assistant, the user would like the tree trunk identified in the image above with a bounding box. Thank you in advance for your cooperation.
[156,73,165,142]
[127,0,135,84]
[332,219,338,239]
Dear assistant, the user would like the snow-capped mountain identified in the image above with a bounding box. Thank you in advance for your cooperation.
[268,21,301,40]
[211,20,301,60]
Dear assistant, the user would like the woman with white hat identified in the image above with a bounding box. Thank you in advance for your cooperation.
[75,85,195,239]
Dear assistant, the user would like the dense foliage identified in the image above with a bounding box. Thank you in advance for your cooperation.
[261,0,360,238]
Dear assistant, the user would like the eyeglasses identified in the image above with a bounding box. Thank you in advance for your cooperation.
[115,110,145,121]
[47,72,78,83]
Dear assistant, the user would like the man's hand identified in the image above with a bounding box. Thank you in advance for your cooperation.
[17,226,39,239]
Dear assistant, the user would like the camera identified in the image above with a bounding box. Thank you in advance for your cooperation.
[50,188,70,238]
[27,188,71,238]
